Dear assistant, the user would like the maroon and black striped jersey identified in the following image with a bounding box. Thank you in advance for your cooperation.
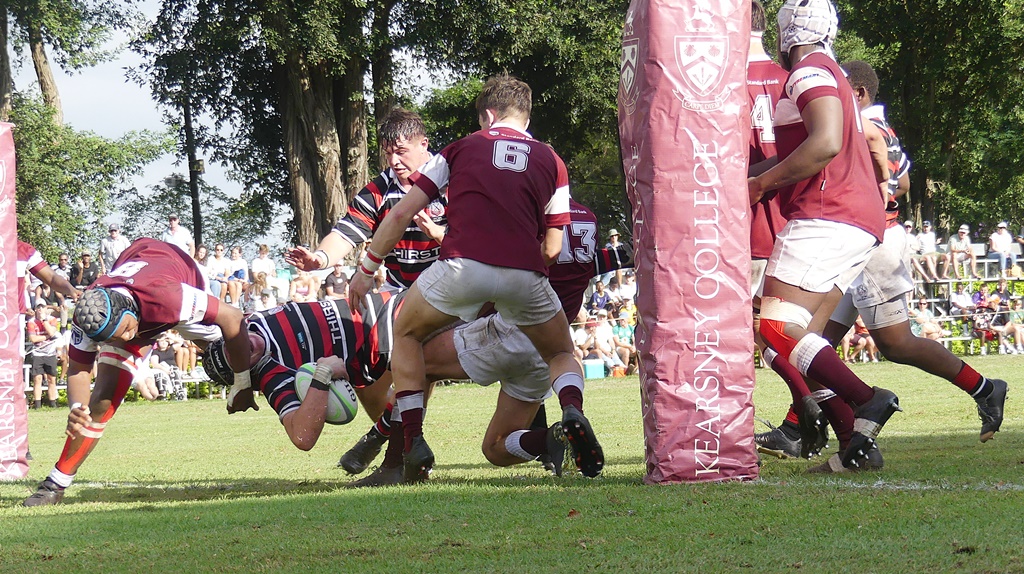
[332,166,447,290]
[552,199,633,319]
[862,103,911,228]
[246,292,402,419]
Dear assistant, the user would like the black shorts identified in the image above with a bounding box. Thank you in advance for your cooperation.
[30,354,59,377]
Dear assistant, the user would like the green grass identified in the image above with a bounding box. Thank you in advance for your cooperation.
[3,356,1024,573]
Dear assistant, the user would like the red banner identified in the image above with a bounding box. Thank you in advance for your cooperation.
[0,122,28,480]
[619,0,757,483]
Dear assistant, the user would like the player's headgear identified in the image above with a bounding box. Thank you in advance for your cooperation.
[73,287,139,342]
[204,338,233,386]
[777,0,838,57]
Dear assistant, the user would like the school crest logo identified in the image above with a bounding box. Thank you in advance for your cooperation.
[619,8,640,115]
[670,4,731,111]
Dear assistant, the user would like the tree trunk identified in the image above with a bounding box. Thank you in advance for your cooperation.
[28,24,62,124]
[0,6,13,122]
[276,52,344,248]
[370,0,397,125]
[339,58,369,203]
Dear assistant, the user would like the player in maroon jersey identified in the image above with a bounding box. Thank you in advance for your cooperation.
[286,109,447,289]
[745,1,830,461]
[747,0,899,471]
[348,75,599,483]
[23,238,250,506]
[345,199,633,487]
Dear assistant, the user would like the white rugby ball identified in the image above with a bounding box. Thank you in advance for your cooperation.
[292,362,359,425]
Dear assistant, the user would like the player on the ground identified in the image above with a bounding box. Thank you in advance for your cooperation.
[203,293,401,450]
[747,0,900,471]
[756,61,1008,471]
[286,109,446,291]
[23,238,250,506]
[346,199,633,487]
[348,74,600,483]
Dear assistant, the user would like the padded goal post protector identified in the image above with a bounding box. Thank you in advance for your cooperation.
[0,123,29,480]
[619,0,758,483]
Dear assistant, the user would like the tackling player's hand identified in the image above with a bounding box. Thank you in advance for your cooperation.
[284,246,319,271]
[66,404,92,439]
[748,177,764,205]
[413,210,445,244]
[348,272,373,314]
[226,387,260,414]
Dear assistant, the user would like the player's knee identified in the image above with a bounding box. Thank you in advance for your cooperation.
[481,441,510,466]
[758,297,812,361]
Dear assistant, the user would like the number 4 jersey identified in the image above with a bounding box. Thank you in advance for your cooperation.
[410,124,571,276]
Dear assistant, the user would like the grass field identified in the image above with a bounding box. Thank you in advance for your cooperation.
[2,356,1023,573]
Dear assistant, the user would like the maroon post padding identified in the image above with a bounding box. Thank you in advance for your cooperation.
[619,0,758,483]
[0,123,29,480]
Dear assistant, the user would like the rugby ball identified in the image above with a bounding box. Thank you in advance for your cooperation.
[292,362,359,425]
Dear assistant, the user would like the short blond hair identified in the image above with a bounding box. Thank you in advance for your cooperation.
[476,73,532,123]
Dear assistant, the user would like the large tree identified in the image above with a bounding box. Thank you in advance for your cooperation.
[11,93,169,259]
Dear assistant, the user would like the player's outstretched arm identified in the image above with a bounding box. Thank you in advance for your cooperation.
[281,358,348,450]
[349,187,431,311]
[286,232,355,272]
[33,264,81,300]
[212,303,249,373]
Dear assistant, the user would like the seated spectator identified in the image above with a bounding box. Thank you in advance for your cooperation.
[943,224,980,279]
[912,220,942,282]
[612,314,637,374]
[251,244,289,298]
[909,298,948,341]
[249,271,269,306]
[949,282,976,319]
[619,271,637,302]
[972,284,993,308]
[988,221,1017,278]
[70,251,100,290]
[150,336,183,399]
[588,280,611,312]
[323,263,349,300]
[849,316,878,362]
[193,244,215,297]
[605,277,624,308]
[289,269,320,302]
[574,318,600,362]
[226,246,249,307]
[593,309,627,374]
[254,288,275,312]
[205,244,231,301]
[619,297,637,324]
[993,277,1012,309]
[971,299,1000,355]
[1005,298,1024,354]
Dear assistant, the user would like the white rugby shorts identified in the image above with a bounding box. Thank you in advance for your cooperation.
[416,258,562,326]
[452,314,552,403]
[765,219,878,294]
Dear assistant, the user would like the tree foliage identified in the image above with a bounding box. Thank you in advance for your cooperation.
[11,93,170,260]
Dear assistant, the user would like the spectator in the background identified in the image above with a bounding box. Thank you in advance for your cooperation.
[251,244,287,299]
[51,253,71,283]
[600,229,624,284]
[592,309,627,374]
[254,288,275,312]
[289,269,320,302]
[98,223,130,273]
[972,283,993,308]
[612,314,636,374]
[70,251,99,291]
[205,243,231,301]
[988,221,1017,278]
[323,263,349,300]
[1006,298,1024,354]
[226,246,249,307]
[949,282,975,318]
[909,298,947,341]
[160,213,194,257]
[193,244,215,296]
[619,271,637,302]
[605,277,624,308]
[27,303,61,409]
[588,280,610,312]
[993,277,1013,309]
[912,221,942,282]
[943,224,979,279]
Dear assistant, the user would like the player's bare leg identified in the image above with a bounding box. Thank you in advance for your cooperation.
[760,277,900,470]
[24,357,137,506]
[389,284,459,483]
[518,310,603,477]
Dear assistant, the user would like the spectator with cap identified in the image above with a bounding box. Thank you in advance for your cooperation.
[70,251,100,290]
[988,221,1017,277]
[943,224,979,279]
[601,228,624,284]
[159,213,195,257]
[98,223,131,273]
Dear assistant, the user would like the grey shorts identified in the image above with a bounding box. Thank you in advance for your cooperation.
[452,314,552,403]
